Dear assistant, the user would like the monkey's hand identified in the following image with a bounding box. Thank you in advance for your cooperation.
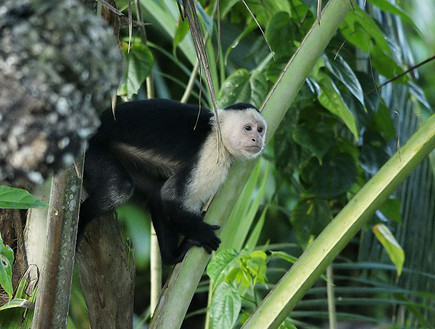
[174,225,220,263]
[181,222,221,253]
[196,223,221,253]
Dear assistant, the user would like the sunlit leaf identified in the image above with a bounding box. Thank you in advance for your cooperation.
[0,235,14,297]
[0,298,34,311]
[367,0,418,30]
[340,7,405,80]
[372,224,404,277]
[118,42,154,98]
[173,18,189,54]
[211,282,241,329]
[317,76,359,139]
[207,249,240,284]
[0,186,49,209]
[218,69,268,108]
[323,54,364,105]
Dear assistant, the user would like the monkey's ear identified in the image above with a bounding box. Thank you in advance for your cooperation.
[215,109,229,125]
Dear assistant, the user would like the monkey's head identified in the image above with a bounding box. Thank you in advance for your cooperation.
[217,103,267,160]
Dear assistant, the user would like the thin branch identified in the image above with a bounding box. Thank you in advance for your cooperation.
[95,0,124,16]
[182,0,224,159]
[127,0,132,52]
[366,54,435,94]
[241,0,275,59]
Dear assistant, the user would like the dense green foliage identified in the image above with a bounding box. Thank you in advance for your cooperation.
[115,0,434,328]
[0,0,433,328]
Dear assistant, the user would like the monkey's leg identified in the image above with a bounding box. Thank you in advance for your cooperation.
[162,200,221,254]
[147,196,197,264]
[78,146,134,243]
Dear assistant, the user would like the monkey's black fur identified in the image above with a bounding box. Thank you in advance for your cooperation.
[79,99,265,264]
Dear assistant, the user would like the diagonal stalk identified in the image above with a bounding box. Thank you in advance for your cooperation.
[149,1,353,328]
[242,113,435,328]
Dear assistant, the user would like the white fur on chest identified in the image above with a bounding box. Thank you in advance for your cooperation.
[183,133,232,212]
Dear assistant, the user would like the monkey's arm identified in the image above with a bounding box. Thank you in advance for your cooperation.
[159,172,221,255]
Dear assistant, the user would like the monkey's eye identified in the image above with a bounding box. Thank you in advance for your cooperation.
[244,125,252,132]
[258,127,264,133]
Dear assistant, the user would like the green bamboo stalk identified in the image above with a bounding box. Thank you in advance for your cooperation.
[327,265,337,329]
[241,115,435,328]
[149,1,353,328]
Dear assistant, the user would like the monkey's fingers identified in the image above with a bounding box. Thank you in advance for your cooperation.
[202,236,221,253]
[208,224,220,231]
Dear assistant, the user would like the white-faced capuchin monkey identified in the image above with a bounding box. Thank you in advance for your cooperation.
[78,99,267,264]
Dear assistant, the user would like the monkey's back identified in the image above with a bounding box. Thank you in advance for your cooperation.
[90,99,213,162]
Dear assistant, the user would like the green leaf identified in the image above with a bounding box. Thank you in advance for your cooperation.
[0,186,49,209]
[241,250,268,286]
[265,11,296,57]
[211,282,241,329]
[322,54,364,105]
[0,235,14,297]
[249,71,269,108]
[219,0,241,17]
[292,122,335,163]
[244,206,267,252]
[340,7,405,80]
[341,6,391,54]
[269,251,298,264]
[0,298,34,311]
[219,161,264,251]
[278,320,297,329]
[378,198,401,224]
[290,198,331,249]
[173,18,190,54]
[317,75,359,139]
[372,224,404,277]
[218,69,268,108]
[367,0,418,30]
[118,42,154,98]
[307,152,357,198]
[207,249,240,284]
[265,56,287,83]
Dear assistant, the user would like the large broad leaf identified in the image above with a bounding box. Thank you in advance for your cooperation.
[302,151,357,199]
[290,198,331,249]
[218,69,268,108]
[173,18,190,54]
[0,235,14,297]
[342,6,391,54]
[292,121,335,163]
[372,224,404,277]
[367,0,418,30]
[211,282,241,329]
[0,186,49,209]
[207,249,240,285]
[340,7,405,80]
[378,198,402,224]
[317,75,359,139]
[322,54,364,106]
[265,56,288,83]
[118,42,154,98]
[265,11,297,57]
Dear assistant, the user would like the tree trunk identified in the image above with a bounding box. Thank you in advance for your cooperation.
[76,213,135,329]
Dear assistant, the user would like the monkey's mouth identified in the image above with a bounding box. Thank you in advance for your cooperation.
[245,145,262,153]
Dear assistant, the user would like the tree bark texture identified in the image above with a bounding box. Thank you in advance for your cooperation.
[76,213,135,329]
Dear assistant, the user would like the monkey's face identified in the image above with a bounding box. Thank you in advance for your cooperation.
[219,109,267,160]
